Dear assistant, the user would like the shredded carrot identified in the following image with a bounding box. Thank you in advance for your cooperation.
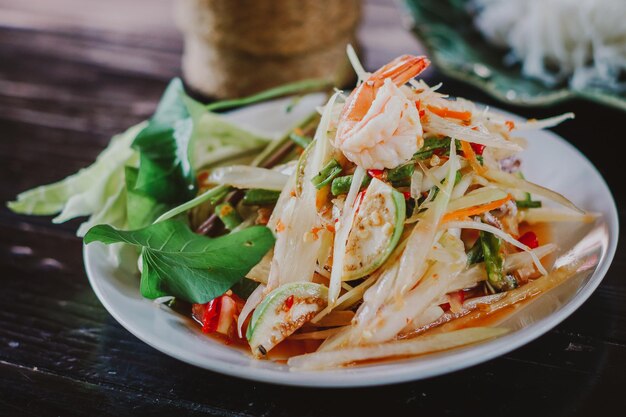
[505,120,515,131]
[276,220,285,232]
[441,195,513,223]
[460,140,486,174]
[427,105,472,122]
[311,226,323,239]
[293,127,304,136]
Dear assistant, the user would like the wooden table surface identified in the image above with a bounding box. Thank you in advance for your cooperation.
[0,0,624,415]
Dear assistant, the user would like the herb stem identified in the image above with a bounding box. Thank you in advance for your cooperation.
[205,79,332,113]
[154,185,228,224]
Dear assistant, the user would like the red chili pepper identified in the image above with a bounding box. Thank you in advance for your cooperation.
[284,295,295,310]
[354,190,367,216]
[518,231,539,249]
[402,191,412,200]
[505,120,515,131]
[197,171,209,185]
[367,169,385,180]
[439,290,465,312]
[470,143,486,155]
[201,296,222,333]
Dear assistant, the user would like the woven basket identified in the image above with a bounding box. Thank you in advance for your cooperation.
[176,0,361,98]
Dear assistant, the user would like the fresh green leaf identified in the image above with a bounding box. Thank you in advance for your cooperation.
[7,123,143,236]
[84,219,275,303]
[230,278,261,299]
[125,167,169,229]
[132,78,196,204]
[185,96,271,169]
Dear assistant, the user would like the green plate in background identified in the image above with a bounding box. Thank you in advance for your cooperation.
[402,0,626,111]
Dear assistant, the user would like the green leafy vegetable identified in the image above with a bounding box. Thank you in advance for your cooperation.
[186,97,271,169]
[84,219,275,303]
[230,278,261,299]
[7,123,144,236]
[125,167,169,229]
[132,79,196,204]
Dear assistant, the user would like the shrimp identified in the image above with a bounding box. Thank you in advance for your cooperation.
[336,55,430,170]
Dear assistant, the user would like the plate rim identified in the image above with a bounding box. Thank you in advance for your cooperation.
[83,107,619,388]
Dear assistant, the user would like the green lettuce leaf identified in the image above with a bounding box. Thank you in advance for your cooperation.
[7,123,144,235]
[124,167,169,229]
[185,96,271,169]
[132,78,196,204]
[84,219,275,303]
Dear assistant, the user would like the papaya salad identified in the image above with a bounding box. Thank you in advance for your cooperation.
[9,47,598,370]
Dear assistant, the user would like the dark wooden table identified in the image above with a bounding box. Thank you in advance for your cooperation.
[1,0,624,415]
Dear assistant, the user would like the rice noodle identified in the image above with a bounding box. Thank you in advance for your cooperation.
[473,0,626,92]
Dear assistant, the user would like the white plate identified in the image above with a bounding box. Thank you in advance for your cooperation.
[84,96,619,387]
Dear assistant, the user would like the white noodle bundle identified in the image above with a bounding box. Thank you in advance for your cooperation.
[473,0,626,91]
